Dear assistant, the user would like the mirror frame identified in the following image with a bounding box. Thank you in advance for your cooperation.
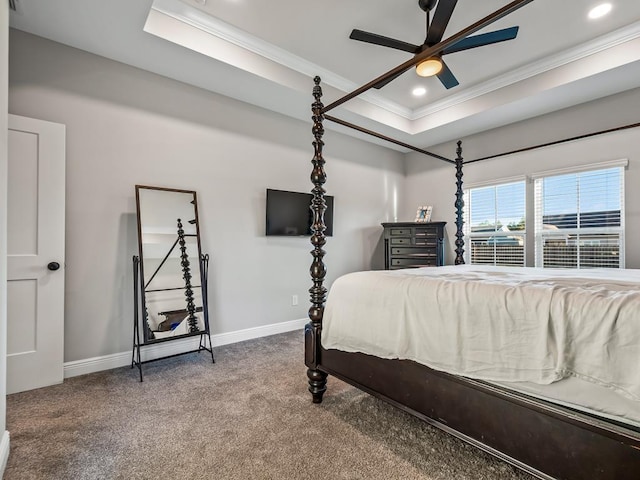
[135,184,208,345]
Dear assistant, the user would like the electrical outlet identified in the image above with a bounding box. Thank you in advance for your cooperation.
[291,295,299,306]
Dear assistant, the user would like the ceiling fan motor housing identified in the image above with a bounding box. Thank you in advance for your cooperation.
[419,0,438,12]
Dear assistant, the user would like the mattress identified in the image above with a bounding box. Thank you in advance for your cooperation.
[496,376,640,429]
[321,265,640,427]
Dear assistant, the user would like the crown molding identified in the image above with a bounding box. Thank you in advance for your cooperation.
[149,0,412,118]
[149,1,640,128]
[411,21,640,122]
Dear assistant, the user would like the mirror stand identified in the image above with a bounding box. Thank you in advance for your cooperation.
[131,253,214,381]
[131,185,214,382]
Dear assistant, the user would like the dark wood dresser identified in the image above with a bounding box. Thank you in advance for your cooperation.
[382,222,446,270]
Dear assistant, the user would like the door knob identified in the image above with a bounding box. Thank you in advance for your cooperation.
[47,262,61,271]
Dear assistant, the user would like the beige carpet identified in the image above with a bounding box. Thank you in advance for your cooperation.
[5,330,533,480]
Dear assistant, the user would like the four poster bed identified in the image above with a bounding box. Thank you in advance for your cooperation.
[303,1,640,479]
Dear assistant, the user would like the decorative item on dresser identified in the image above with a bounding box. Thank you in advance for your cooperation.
[382,222,445,269]
[414,205,433,222]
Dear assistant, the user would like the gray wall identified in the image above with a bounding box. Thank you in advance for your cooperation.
[10,27,640,365]
[1,1,8,437]
[8,30,404,363]
[403,87,640,267]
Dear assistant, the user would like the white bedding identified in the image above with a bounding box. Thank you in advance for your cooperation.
[322,265,640,402]
[497,376,640,428]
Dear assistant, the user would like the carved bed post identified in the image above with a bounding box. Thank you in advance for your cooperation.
[305,76,329,403]
[454,140,465,265]
[177,218,199,333]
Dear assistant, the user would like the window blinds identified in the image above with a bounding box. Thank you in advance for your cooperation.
[464,181,526,266]
[534,166,624,269]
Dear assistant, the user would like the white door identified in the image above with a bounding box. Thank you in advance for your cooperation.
[7,114,65,394]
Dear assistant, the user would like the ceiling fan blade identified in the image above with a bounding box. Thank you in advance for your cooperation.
[373,66,413,89]
[426,0,458,45]
[442,26,519,55]
[350,29,421,54]
[436,59,459,89]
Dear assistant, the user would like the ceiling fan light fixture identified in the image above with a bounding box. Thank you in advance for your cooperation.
[416,58,443,77]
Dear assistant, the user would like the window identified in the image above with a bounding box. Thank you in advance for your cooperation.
[464,180,526,266]
[462,162,626,269]
[534,166,624,269]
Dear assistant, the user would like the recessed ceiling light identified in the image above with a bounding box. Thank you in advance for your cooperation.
[588,3,612,19]
[412,87,427,96]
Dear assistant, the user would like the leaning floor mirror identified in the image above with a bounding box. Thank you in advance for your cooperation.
[132,185,214,380]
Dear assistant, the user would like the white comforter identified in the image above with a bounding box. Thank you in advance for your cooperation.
[321,265,640,401]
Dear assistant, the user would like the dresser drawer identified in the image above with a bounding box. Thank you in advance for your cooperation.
[414,238,438,247]
[389,228,412,236]
[391,257,437,268]
[390,237,411,245]
[414,228,439,238]
[391,247,437,257]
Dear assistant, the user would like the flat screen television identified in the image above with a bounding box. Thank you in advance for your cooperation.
[265,188,334,236]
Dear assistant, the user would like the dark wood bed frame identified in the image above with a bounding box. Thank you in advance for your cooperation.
[304,2,640,478]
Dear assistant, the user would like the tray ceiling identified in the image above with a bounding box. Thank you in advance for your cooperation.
[9,0,640,149]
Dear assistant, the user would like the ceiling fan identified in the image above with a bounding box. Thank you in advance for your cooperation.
[349,0,520,89]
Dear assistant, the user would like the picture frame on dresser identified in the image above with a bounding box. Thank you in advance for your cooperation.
[414,205,433,223]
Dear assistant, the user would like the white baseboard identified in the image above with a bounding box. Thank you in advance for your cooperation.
[0,431,9,477]
[63,318,307,379]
